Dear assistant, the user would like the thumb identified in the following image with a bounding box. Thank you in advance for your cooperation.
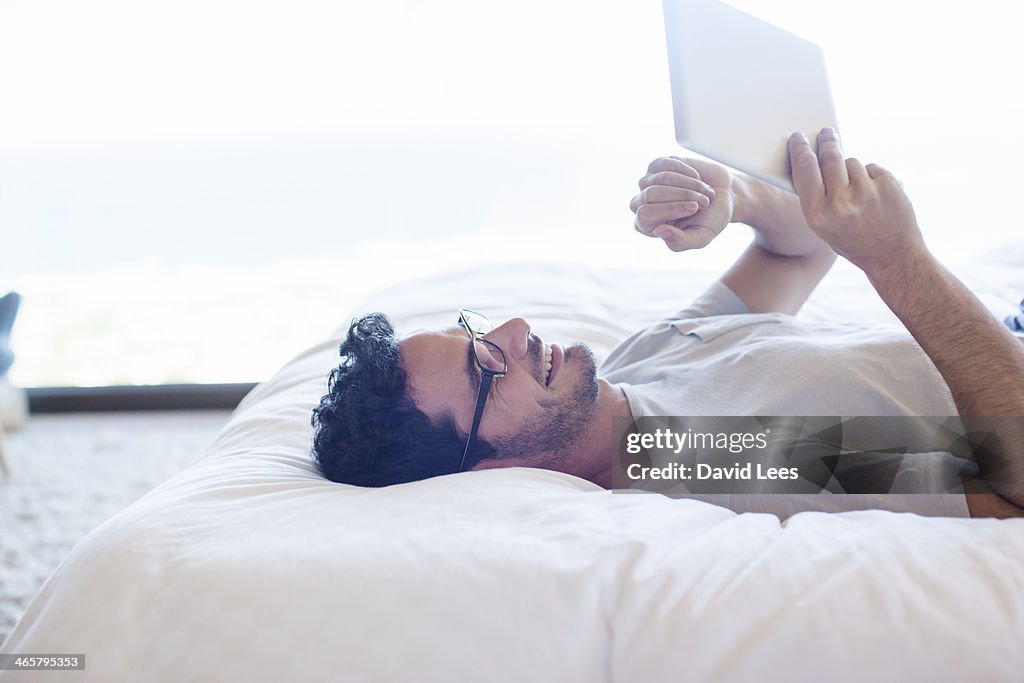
[653,224,714,252]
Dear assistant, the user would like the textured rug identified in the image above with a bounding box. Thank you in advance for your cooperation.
[0,411,231,644]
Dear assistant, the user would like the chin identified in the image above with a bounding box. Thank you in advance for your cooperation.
[565,343,599,407]
[565,342,597,377]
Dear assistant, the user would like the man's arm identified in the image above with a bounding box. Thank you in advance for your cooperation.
[789,128,1024,516]
[630,157,836,314]
[721,173,836,314]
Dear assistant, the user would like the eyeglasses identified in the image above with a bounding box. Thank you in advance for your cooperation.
[457,308,507,472]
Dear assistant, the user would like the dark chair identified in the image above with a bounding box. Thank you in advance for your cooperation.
[0,291,21,478]
[0,291,19,377]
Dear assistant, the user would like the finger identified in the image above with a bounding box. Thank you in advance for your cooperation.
[845,157,869,186]
[866,162,905,190]
[629,185,711,213]
[865,162,895,181]
[816,127,848,193]
[638,170,716,196]
[647,156,701,180]
[651,224,714,252]
[788,132,824,207]
[635,201,701,232]
[634,201,700,235]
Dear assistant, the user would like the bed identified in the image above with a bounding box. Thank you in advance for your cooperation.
[2,253,1023,682]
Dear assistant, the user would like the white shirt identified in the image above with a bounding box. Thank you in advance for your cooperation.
[600,281,971,518]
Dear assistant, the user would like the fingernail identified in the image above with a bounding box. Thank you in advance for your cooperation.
[697,195,710,207]
[822,127,836,136]
[685,201,699,211]
[791,131,807,143]
[706,186,716,197]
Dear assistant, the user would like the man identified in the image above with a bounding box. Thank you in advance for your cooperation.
[311,129,1024,519]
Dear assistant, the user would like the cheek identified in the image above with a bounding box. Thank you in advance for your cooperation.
[480,380,542,433]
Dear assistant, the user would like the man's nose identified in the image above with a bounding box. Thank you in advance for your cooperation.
[487,317,532,360]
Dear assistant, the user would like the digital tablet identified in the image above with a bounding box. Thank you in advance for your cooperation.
[662,0,840,191]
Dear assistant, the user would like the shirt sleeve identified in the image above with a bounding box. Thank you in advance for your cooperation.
[600,281,751,375]
[670,280,750,320]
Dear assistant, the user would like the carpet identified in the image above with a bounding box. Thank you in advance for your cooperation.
[0,411,231,643]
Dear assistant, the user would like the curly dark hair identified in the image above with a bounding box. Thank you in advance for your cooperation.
[311,312,495,486]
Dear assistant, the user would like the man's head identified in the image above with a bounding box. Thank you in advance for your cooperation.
[311,312,601,486]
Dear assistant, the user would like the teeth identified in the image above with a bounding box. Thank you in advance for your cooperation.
[544,343,553,384]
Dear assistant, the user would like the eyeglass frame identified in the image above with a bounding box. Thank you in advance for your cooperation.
[457,308,508,472]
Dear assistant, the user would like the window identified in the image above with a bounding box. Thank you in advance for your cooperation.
[1,0,1018,386]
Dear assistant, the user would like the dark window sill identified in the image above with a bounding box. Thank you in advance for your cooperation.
[26,383,257,413]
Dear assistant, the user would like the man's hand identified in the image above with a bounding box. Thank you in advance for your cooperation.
[629,157,730,252]
[630,153,836,314]
[788,128,927,277]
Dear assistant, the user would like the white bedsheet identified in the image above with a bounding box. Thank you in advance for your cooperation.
[2,257,1023,682]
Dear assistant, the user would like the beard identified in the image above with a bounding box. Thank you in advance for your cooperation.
[490,342,600,468]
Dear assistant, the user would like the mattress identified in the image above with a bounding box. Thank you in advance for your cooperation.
[2,256,1023,682]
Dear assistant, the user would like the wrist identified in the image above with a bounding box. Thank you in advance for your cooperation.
[733,173,827,258]
[864,245,938,293]
[728,172,755,225]
[860,245,937,309]
[730,172,789,228]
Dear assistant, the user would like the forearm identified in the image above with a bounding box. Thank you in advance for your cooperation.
[868,250,1024,418]
[869,250,1024,508]
[732,173,828,258]
[720,240,836,314]
[719,173,836,314]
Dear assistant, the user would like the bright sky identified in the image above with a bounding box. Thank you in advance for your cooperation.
[1,0,1022,384]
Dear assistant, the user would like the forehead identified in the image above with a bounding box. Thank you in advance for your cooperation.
[400,325,465,356]
[399,326,476,416]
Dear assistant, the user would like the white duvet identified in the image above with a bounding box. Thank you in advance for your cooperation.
[2,257,1023,683]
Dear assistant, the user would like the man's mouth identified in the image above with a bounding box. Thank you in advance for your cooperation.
[542,342,563,386]
[543,342,552,385]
